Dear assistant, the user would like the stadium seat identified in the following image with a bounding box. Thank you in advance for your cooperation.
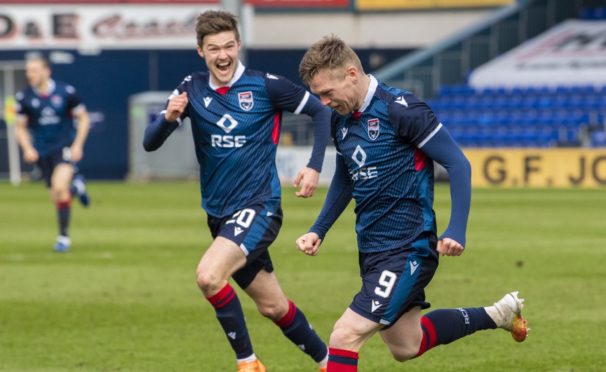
[429,83,606,148]
[580,7,606,20]
[591,131,606,147]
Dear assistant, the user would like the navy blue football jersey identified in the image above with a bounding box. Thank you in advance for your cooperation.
[331,76,440,252]
[15,80,83,157]
[167,63,316,218]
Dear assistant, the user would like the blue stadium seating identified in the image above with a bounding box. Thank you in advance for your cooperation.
[580,7,606,20]
[591,131,606,147]
[430,85,606,147]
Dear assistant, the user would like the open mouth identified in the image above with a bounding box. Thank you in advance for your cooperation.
[216,60,231,73]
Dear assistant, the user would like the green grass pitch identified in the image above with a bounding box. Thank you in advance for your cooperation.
[1,182,604,371]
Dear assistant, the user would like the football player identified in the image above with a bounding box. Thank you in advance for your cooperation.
[144,10,329,372]
[15,54,91,252]
[296,35,528,371]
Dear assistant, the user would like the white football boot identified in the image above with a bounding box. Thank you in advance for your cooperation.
[485,291,528,342]
[53,235,71,253]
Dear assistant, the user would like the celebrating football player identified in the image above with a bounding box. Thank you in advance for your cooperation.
[144,10,329,372]
[296,35,528,371]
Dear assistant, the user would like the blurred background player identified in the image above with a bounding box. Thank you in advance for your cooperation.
[14,54,91,253]
[295,35,528,372]
[143,11,329,372]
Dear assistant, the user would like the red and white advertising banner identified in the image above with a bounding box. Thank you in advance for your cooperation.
[469,20,606,88]
[0,1,214,3]
[0,0,220,2]
[0,5,216,50]
[246,0,349,9]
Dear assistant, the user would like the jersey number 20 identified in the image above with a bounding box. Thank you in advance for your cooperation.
[226,208,256,228]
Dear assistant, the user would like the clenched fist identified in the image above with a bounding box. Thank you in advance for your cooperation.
[23,147,39,163]
[165,92,188,122]
[295,232,322,256]
[437,237,465,256]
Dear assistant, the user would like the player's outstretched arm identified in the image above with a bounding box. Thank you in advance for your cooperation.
[296,232,322,256]
[14,116,38,163]
[265,77,330,197]
[143,92,188,152]
[307,155,352,241]
[420,125,471,254]
[296,94,331,198]
[70,106,90,162]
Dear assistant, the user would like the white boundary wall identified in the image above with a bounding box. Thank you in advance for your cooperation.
[276,146,337,186]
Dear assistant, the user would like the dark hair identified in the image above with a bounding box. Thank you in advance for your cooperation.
[195,10,240,47]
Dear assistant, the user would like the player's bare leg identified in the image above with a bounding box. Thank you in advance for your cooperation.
[243,270,289,320]
[50,163,74,252]
[330,308,380,351]
[245,271,329,370]
[196,237,246,296]
[50,163,74,202]
[326,308,381,371]
[196,237,264,371]
[380,306,424,361]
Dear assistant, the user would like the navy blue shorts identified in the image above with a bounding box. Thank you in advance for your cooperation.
[36,147,75,188]
[350,233,439,327]
[207,203,283,289]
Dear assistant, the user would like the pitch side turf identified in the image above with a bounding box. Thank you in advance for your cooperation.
[1,182,603,371]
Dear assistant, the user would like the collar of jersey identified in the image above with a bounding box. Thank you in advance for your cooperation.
[208,61,245,91]
[357,74,378,114]
[34,79,56,97]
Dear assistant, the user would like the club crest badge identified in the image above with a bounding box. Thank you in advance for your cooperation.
[238,91,254,111]
[367,118,380,140]
[51,95,63,107]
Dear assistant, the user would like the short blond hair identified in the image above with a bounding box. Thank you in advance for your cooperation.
[195,10,240,47]
[299,35,363,85]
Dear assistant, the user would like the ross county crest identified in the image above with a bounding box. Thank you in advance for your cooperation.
[367,118,380,140]
[238,91,254,111]
[51,95,63,107]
